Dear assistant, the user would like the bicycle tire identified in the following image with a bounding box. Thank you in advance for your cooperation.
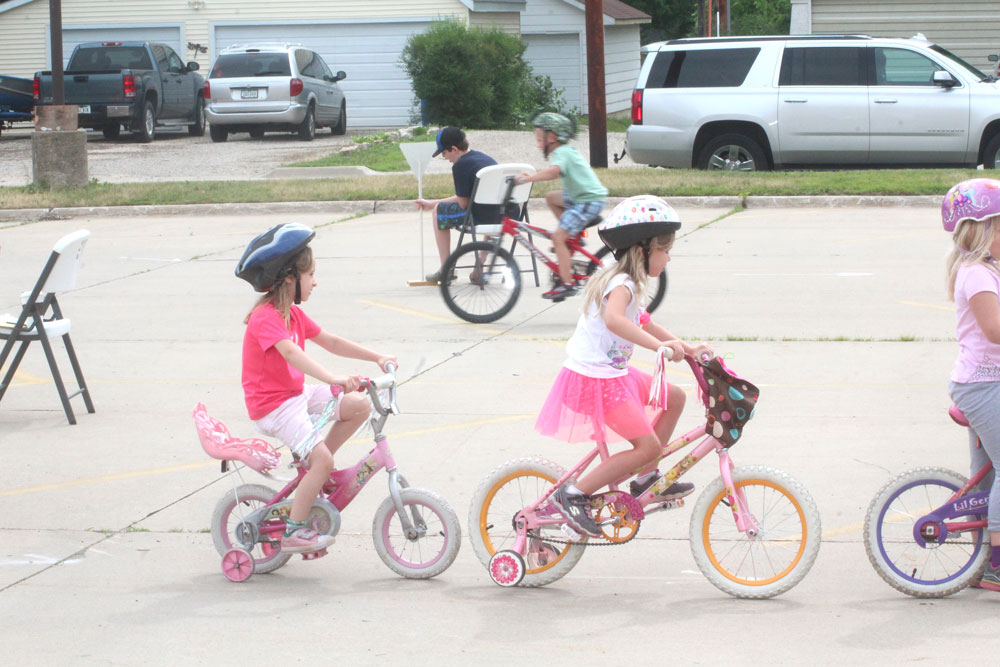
[688,466,821,598]
[864,467,989,598]
[440,241,521,323]
[586,246,668,313]
[468,457,585,587]
[210,483,291,574]
[372,487,462,579]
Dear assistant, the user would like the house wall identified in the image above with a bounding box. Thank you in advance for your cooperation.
[604,25,641,114]
[0,0,468,78]
[810,0,1000,72]
[469,11,520,34]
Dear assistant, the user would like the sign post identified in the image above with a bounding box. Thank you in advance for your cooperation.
[400,141,440,286]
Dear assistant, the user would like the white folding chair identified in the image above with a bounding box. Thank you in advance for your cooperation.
[455,163,540,286]
[0,229,95,425]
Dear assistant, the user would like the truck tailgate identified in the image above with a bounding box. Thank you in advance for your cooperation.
[37,71,127,105]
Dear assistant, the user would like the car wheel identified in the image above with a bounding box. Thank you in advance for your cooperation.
[249,127,265,139]
[297,105,316,141]
[697,133,767,171]
[209,125,228,143]
[188,97,206,137]
[331,103,346,135]
[135,100,156,143]
[102,124,121,139]
[983,134,1000,169]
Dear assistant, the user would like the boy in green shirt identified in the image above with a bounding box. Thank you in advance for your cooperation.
[517,112,608,299]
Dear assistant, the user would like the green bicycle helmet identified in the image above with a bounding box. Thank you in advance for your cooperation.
[531,111,577,143]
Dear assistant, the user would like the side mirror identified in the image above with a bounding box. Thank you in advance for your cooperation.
[989,54,999,63]
[932,70,957,88]
[334,70,346,82]
[187,61,200,72]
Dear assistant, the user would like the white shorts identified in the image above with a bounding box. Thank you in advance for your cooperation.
[252,385,342,459]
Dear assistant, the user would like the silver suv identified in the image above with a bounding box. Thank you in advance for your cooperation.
[626,34,1000,170]
[204,43,346,142]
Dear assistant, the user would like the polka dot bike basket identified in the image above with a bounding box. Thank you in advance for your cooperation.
[699,357,759,447]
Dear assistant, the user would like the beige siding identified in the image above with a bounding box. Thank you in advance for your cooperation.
[812,0,1000,71]
[469,12,521,35]
[604,25,640,113]
[0,0,467,77]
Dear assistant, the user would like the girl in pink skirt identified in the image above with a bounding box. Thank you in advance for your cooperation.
[535,195,711,537]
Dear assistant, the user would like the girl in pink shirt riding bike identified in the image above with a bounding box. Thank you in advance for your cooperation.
[237,223,396,554]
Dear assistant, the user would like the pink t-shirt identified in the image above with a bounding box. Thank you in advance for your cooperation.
[952,262,1000,383]
[242,303,322,419]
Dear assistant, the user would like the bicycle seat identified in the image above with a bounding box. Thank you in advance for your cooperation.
[193,402,280,473]
[948,404,970,427]
[584,215,602,229]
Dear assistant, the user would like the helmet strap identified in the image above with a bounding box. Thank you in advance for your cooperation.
[639,240,651,274]
[292,270,302,304]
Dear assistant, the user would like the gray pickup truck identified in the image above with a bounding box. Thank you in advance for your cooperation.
[34,41,205,141]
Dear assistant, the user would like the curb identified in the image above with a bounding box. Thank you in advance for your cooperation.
[0,194,942,223]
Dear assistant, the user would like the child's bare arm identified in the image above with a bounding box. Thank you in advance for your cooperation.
[312,330,397,370]
[644,320,713,359]
[274,339,360,390]
[517,165,561,184]
[604,286,666,351]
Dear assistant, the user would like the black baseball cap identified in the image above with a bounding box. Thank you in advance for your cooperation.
[433,126,465,156]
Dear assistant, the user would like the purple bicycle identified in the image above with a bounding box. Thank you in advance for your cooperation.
[864,405,993,597]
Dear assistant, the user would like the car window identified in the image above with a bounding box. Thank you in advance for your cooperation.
[779,47,866,86]
[873,48,942,86]
[319,56,334,80]
[297,51,324,79]
[67,46,154,72]
[165,48,185,74]
[929,44,986,80]
[645,48,759,88]
[210,53,291,78]
[151,45,170,72]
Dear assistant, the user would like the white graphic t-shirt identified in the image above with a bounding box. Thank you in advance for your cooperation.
[564,273,642,378]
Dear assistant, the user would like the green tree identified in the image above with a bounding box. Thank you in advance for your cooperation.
[626,0,698,43]
[730,0,791,36]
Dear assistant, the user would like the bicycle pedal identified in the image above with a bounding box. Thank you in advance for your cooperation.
[646,498,685,514]
[552,296,566,303]
[560,524,585,542]
[301,547,329,561]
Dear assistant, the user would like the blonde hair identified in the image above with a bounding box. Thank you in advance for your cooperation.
[582,233,674,316]
[946,216,1000,301]
[244,246,314,324]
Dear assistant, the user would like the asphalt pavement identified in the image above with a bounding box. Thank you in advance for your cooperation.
[3,200,1000,664]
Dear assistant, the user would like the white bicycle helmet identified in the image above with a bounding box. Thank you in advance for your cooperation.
[236,223,315,301]
[598,195,681,260]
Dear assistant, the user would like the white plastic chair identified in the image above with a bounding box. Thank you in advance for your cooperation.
[0,229,95,424]
[455,163,540,286]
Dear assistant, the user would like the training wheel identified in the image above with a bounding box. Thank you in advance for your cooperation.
[489,550,526,587]
[302,547,329,561]
[221,548,255,582]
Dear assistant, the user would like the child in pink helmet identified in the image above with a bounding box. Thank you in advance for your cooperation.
[944,178,1000,590]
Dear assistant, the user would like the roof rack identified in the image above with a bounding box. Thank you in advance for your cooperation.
[662,34,873,46]
[219,43,303,54]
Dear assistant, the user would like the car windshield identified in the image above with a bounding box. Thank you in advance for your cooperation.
[929,44,991,80]
[211,53,291,78]
[67,46,153,72]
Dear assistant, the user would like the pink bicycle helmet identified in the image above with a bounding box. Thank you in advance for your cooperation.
[598,195,681,260]
[942,178,1000,232]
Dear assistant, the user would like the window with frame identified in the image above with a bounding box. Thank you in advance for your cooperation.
[779,47,866,86]
[874,47,943,86]
[645,48,759,88]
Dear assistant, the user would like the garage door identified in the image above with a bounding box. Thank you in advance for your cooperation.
[522,33,583,112]
[214,21,431,128]
[61,26,183,68]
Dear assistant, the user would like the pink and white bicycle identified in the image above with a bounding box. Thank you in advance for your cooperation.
[195,365,461,582]
[468,355,821,598]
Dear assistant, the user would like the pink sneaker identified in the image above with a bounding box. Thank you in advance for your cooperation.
[281,527,335,554]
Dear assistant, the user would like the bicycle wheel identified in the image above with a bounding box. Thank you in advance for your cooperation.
[210,484,291,574]
[372,487,462,579]
[864,467,989,598]
[440,241,521,323]
[587,246,667,313]
[468,457,585,587]
[689,466,821,598]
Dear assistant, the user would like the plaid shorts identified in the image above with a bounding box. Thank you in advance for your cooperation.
[436,201,467,230]
[559,196,604,236]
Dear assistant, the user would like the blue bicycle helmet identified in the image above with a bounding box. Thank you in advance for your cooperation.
[235,223,315,300]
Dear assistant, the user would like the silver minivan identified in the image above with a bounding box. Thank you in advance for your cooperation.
[204,43,346,142]
[626,34,1000,170]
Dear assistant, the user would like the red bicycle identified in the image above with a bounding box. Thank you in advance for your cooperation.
[439,177,667,323]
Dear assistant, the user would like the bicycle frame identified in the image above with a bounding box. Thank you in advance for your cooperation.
[913,461,992,546]
[483,214,602,283]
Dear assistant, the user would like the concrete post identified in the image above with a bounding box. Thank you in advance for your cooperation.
[32,105,88,188]
[790,0,812,35]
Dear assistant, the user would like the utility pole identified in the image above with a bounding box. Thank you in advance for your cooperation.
[585,0,607,168]
[49,0,64,104]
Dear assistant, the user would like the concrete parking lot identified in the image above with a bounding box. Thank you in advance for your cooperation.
[3,199,998,664]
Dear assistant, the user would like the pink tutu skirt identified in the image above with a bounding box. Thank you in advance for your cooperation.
[535,366,663,443]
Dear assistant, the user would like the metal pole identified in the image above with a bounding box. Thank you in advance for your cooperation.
[49,0,64,105]
[585,0,607,168]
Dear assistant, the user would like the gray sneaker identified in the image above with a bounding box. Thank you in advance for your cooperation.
[629,472,694,500]
[979,564,1000,591]
[425,268,456,283]
[551,485,602,537]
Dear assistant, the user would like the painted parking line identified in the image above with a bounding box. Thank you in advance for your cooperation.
[0,413,533,498]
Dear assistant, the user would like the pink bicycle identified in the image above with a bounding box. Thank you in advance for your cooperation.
[468,354,821,597]
[195,365,461,582]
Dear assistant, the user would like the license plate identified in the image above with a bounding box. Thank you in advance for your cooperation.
[77,105,91,114]
[240,89,258,100]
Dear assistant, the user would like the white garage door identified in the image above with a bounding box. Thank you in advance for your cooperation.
[214,21,431,128]
[523,33,583,112]
[60,26,183,68]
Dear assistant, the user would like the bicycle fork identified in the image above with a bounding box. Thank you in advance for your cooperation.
[718,449,759,537]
